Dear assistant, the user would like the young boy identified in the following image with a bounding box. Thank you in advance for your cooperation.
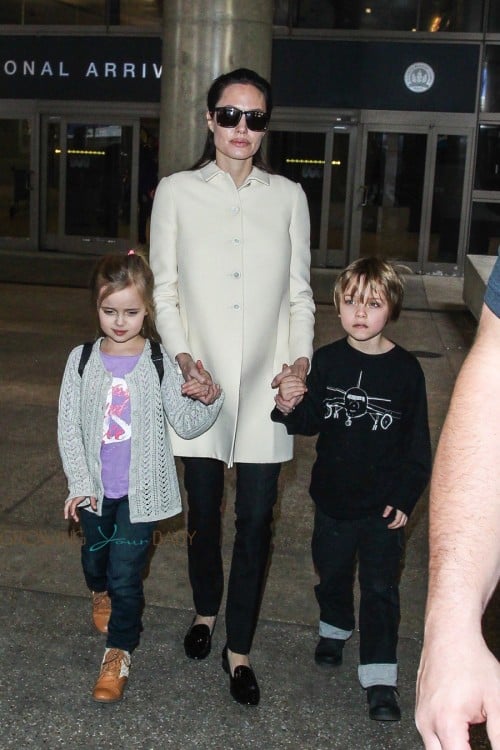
[272,257,431,721]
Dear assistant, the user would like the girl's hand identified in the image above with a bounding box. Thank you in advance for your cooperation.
[194,382,222,405]
[383,505,408,529]
[64,496,97,522]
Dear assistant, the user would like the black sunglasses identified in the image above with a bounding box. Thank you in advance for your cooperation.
[212,106,270,132]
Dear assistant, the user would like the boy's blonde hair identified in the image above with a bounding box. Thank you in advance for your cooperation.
[333,257,405,322]
[90,250,160,341]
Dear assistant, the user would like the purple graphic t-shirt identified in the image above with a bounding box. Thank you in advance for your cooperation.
[100,351,140,499]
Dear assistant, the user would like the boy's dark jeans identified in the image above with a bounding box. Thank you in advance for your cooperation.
[312,505,404,679]
[80,496,156,653]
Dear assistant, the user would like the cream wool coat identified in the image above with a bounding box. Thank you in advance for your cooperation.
[150,162,315,466]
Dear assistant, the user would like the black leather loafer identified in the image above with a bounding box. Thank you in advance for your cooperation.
[222,646,260,706]
[314,637,344,666]
[183,618,214,660]
[367,685,401,721]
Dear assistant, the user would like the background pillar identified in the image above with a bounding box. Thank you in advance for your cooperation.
[159,0,274,177]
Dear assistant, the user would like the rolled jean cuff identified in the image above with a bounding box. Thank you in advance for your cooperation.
[358,662,398,688]
[319,620,352,640]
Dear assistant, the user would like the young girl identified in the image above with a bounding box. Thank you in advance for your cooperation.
[57,251,223,703]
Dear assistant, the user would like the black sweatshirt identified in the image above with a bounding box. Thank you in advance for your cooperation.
[271,337,432,520]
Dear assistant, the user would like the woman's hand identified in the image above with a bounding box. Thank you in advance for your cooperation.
[176,353,210,383]
[272,358,309,413]
[176,354,220,404]
[272,357,309,388]
[273,372,307,415]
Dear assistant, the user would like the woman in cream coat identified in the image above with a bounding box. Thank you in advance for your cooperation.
[150,68,315,706]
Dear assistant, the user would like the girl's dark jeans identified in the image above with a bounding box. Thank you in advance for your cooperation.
[79,496,156,653]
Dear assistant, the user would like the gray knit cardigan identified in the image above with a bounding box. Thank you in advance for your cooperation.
[57,338,224,522]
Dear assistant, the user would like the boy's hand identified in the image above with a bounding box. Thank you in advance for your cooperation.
[64,495,97,522]
[383,505,408,528]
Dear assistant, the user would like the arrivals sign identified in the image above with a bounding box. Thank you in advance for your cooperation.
[0,35,162,101]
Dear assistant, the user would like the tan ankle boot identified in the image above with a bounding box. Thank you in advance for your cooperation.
[92,591,111,634]
[92,648,130,703]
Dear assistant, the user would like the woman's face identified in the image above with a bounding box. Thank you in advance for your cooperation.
[207,83,267,168]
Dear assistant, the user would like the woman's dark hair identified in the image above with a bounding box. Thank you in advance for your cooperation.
[190,67,273,172]
[90,250,161,341]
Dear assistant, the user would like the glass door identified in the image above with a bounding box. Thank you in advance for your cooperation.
[41,116,138,254]
[351,121,473,273]
[0,115,37,250]
[267,117,357,269]
[352,128,428,269]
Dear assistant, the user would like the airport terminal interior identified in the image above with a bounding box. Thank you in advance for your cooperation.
[0,2,499,749]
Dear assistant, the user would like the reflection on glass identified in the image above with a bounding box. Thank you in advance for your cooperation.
[327,132,349,251]
[0,119,31,239]
[480,48,500,112]
[428,134,467,264]
[138,118,159,245]
[268,130,326,251]
[46,122,60,235]
[0,0,105,24]
[469,202,500,255]
[65,123,132,238]
[276,0,482,31]
[0,0,160,25]
[360,132,426,263]
[475,126,500,190]
[420,0,482,32]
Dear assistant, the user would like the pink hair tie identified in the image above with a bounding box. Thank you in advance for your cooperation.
[127,249,135,255]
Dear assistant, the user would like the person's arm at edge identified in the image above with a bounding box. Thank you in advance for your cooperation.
[415,301,500,750]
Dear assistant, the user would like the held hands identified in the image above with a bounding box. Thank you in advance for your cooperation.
[176,353,221,405]
[64,495,97,522]
[383,505,408,529]
[272,358,309,415]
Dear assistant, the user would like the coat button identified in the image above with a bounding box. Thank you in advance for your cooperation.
[233,304,240,310]
[233,271,240,278]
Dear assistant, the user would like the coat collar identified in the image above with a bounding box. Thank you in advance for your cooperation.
[199,161,270,187]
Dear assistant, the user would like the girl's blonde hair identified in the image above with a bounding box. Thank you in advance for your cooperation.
[333,257,405,322]
[90,250,160,341]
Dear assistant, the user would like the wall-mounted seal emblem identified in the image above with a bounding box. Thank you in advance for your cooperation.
[404,62,435,93]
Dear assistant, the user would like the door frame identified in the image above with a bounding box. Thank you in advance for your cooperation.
[40,112,140,254]
[351,110,476,275]
[0,101,39,251]
[270,107,359,269]
[39,101,159,254]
